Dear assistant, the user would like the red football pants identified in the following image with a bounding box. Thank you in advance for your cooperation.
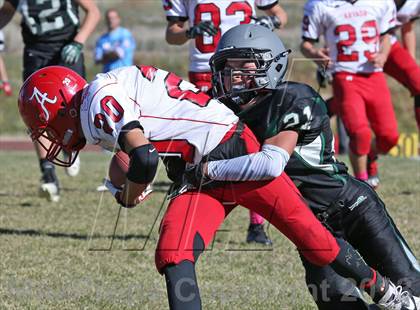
[384,41,420,96]
[333,72,399,155]
[155,127,340,273]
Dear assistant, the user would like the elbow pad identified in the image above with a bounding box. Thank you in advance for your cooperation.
[126,144,159,184]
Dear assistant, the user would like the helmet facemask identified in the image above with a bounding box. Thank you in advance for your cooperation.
[26,90,86,167]
[32,126,85,167]
[211,48,274,105]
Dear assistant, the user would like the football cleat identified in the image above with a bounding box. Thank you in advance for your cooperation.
[367,153,379,189]
[39,168,60,202]
[378,280,420,310]
[96,184,108,192]
[64,153,80,177]
[367,175,380,190]
[246,224,272,245]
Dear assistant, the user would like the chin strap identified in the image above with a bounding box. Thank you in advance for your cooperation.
[231,90,258,106]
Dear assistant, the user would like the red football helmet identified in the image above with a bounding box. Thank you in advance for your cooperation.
[18,66,87,167]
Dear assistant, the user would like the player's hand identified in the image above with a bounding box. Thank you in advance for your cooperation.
[252,15,281,31]
[368,52,387,69]
[184,162,212,188]
[316,67,332,88]
[314,47,332,68]
[186,21,218,39]
[105,180,152,208]
[61,41,84,65]
[117,184,153,208]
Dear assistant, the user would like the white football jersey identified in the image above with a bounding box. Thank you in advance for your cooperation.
[302,0,397,73]
[80,66,238,163]
[0,31,4,52]
[163,0,278,72]
[390,0,420,44]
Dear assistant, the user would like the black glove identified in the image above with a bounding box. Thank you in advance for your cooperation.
[316,67,333,89]
[184,162,213,188]
[186,21,218,39]
[61,41,83,65]
[253,16,281,31]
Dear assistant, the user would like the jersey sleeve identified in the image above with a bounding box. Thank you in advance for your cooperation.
[115,29,136,60]
[162,0,188,22]
[255,0,278,10]
[301,0,324,41]
[378,0,397,34]
[89,83,140,150]
[121,29,136,55]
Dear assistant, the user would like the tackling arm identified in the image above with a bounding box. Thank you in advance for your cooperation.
[205,130,298,181]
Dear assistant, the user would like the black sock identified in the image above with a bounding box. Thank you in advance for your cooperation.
[415,95,420,130]
[39,159,57,184]
[39,158,54,172]
[163,260,201,310]
[330,238,374,284]
[330,239,391,302]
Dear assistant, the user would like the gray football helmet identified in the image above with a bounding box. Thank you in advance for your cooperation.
[210,24,291,105]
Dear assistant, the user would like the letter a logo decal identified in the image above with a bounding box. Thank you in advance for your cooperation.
[29,87,57,121]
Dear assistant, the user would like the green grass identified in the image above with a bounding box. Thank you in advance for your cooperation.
[0,151,419,309]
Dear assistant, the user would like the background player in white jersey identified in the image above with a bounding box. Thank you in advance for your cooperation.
[162,0,288,244]
[0,30,12,96]
[383,0,420,139]
[17,65,420,310]
[300,0,399,188]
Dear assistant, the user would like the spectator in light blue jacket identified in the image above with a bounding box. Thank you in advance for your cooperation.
[95,9,136,72]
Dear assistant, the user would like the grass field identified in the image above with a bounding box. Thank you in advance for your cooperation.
[0,151,418,309]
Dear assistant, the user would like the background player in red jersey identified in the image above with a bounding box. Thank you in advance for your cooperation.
[162,0,288,244]
[300,0,399,188]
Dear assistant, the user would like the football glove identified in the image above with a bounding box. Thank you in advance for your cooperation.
[316,67,333,88]
[184,162,213,188]
[186,21,218,39]
[253,16,281,31]
[61,41,83,65]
